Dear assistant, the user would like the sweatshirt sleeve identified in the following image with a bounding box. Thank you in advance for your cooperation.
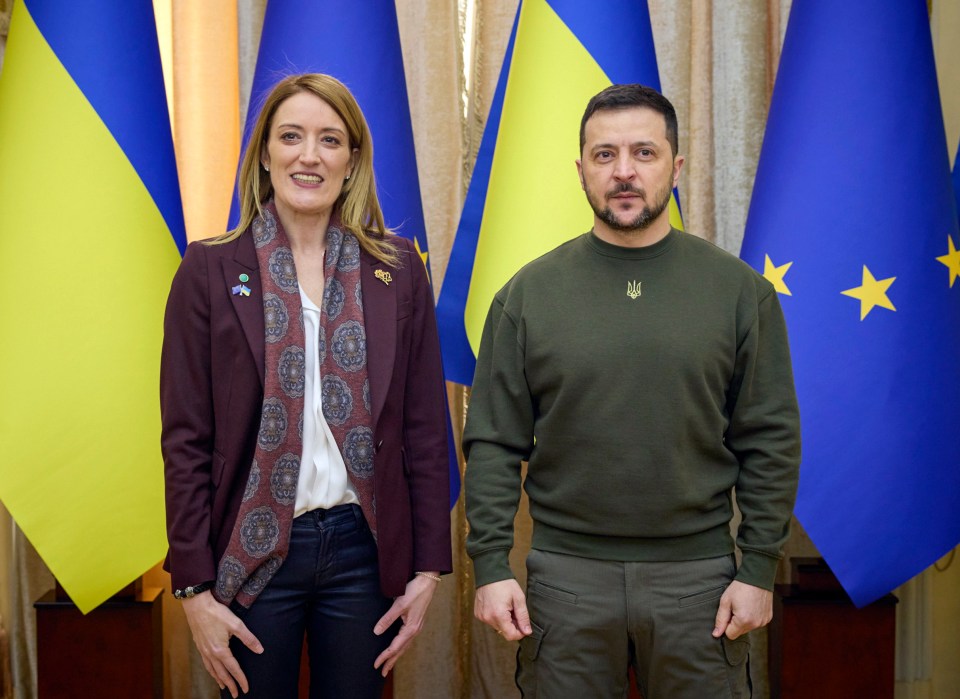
[463,292,535,587]
[724,281,801,590]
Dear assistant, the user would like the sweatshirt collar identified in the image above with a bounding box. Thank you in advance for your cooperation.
[584,227,679,260]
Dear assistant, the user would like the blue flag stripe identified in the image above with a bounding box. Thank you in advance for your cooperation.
[546,0,661,89]
[25,0,186,252]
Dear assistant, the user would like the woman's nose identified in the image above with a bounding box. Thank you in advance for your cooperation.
[299,139,321,164]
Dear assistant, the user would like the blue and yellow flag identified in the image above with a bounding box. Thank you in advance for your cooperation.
[740,0,960,606]
[436,0,679,386]
[241,0,459,504]
[0,1,185,612]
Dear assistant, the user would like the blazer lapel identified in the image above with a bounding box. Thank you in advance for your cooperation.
[222,234,265,386]
[362,250,397,429]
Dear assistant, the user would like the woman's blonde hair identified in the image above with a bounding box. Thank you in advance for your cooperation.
[213,73,398,266]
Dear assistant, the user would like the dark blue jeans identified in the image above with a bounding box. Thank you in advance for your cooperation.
[226,504,397,699]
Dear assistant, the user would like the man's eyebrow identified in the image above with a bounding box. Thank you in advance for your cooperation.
[590,140,658,151]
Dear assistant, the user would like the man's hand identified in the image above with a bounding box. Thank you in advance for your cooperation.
[373,572,440,677]
[474,579,533,641]
[181,590,263,698]
[712,580,773,640]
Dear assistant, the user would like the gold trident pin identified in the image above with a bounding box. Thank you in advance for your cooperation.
[375,269,393,285]
[627,280,641,299]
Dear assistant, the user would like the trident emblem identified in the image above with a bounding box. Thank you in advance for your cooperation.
[627,280,642,299]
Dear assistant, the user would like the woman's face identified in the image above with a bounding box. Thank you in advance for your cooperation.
[261,91,357,223]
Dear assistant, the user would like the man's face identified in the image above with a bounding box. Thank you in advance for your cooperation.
[576,107,683,241]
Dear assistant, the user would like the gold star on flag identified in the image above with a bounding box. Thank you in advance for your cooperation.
[935,235,960,288]
[763,254,793,296]
[414,236,429,269]
[841,265,896,321]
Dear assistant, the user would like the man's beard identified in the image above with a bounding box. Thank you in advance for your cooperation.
[587,179,673,233]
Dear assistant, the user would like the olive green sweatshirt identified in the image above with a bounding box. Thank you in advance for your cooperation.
[464,229,800,591]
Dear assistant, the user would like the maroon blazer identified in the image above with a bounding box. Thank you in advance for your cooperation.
[160,231,451,597]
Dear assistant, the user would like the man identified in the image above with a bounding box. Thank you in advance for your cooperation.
[463,84,800,698]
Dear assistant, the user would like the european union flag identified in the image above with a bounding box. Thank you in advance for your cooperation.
[740,0,960,606]
[436,0,677,386]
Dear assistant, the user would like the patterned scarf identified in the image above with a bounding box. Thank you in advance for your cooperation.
[214,203,376,608]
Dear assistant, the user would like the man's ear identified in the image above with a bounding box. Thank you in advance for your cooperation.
[672,154,686,188]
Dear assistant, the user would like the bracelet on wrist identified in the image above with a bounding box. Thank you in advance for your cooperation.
[414,571,441,583]
[174,581,214,599]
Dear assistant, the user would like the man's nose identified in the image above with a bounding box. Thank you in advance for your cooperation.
[613,154,635,180]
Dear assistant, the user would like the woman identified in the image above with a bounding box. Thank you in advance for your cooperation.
[161,73,451,699]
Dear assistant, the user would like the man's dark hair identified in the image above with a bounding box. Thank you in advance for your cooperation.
[579,84,678,157]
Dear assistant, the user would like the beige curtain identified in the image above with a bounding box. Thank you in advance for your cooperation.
[3,0,960,697]
[1,513,54,699]
[171,0,241,243]
[0,0,9,73]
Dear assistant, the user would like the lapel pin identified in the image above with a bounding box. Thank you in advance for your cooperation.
[239,273,250,283]
[231,284,252,297]
[374,269,392,285]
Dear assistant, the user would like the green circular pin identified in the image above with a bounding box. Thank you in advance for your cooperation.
[239,273,250,283]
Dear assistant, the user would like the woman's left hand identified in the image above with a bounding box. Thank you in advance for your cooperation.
[372,571,441,676]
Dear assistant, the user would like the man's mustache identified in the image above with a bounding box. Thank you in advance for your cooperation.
[607,183,645,198]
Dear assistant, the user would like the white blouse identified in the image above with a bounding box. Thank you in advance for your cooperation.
[295,285,359,517]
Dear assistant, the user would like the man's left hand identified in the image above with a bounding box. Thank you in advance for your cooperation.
[712,580,773,640]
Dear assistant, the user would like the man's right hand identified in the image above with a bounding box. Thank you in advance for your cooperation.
[474,579,533,641]
[181,590,263,698]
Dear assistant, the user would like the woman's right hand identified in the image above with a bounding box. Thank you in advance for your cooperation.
[181,590,263,697]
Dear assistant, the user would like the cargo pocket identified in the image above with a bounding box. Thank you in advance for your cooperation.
[722,633,751,698]
[722,633,749,665]
[515,622,545,697]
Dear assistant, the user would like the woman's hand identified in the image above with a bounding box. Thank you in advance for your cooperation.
[181,590,263,698]
[372,572,441,676]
